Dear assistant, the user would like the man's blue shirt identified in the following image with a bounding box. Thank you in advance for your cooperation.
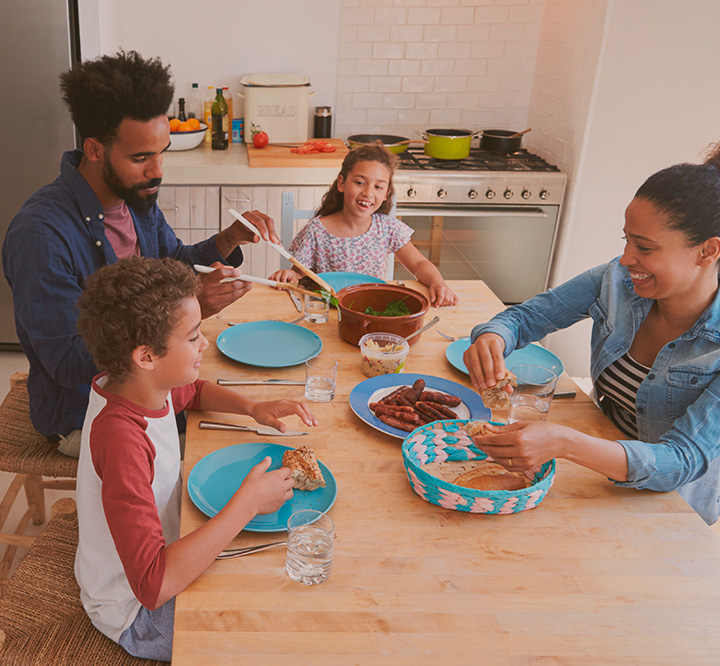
[2,150,242,437]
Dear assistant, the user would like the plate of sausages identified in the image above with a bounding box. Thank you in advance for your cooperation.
[349,373,491,439]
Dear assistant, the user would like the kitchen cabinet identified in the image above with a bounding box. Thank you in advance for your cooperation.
[157,186,220,246]
[220,185,326,278]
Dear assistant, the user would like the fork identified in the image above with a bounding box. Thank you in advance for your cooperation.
[216,540,287,560]
[437,330,468,342]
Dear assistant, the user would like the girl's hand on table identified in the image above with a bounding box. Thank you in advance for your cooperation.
[268,268,301,286]
[429,282,459,307]
[471,421,572,471]
[251,400,318,431]
[234,456,294,515]
[463,332,509,391]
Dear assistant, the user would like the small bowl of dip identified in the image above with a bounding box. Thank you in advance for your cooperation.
[358,332,410,377]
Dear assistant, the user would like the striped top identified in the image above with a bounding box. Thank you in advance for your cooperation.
[595,352,651,438]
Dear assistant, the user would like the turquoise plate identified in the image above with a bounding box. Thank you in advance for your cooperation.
[217,321,322,367]
[187,443,337,532]
[445,339,565,377]
[318,271,385,292]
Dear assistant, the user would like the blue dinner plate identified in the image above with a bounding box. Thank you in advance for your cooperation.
[217,321,322,367]
[349,373,491,440]
[318,271,386,292]
[445,339,565,377]
[187,443,337,532]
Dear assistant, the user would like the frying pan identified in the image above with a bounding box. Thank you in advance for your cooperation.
[347,134,414,155]
[479,128,531,153]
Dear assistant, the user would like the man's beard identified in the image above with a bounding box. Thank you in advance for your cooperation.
[102,153,162,212]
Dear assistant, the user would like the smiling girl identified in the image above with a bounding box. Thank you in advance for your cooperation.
[269,144,458,307]
[462,162,720,524]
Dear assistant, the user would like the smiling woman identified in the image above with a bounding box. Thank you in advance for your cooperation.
[463,161,720,526]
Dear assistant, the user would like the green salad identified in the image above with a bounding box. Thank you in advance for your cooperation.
[364,297,411,317]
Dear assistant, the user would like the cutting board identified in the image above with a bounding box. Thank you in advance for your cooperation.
[247,138,349,168]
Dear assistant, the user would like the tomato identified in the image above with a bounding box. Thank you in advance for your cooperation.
[251,123,269,149]
[289,140,336,154]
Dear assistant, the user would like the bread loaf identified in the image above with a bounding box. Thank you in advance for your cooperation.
[282,445,326,491]
[462,420,492,436]
[453,461,528,491]
[479,370,517,409]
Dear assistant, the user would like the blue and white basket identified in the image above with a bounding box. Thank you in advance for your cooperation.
[402,419,555,514]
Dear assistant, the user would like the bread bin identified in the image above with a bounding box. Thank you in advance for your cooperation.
[336,284,429,346]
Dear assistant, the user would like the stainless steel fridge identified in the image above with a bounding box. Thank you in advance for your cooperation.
[0,0,80,348]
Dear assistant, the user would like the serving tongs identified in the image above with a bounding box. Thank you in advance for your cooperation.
[216,378,305,386]
[193,264,319,298]
[198,420,309,436]
[217,540,286,560]
[227,208,336,296]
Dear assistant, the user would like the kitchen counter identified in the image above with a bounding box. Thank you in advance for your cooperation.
[162,141,341,186]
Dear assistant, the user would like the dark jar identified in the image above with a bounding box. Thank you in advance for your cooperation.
[313,106,332,139]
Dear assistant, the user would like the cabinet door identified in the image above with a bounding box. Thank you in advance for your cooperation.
[158,186,220,245]
[220,186,326,278]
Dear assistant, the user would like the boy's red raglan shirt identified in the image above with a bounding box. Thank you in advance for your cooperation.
[74,374,206,642]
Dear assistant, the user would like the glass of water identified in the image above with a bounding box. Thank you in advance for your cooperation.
[304,293,330,323]
[305,357,337,402]
[286,509,334,585]
[507,364,558,423]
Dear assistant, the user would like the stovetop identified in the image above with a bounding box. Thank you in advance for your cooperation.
[397,146,561,173]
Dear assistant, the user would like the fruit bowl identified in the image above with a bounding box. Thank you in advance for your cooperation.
[168,124,207,151]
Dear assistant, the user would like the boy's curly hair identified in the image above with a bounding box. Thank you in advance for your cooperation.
[316,143,399,217]
[59,50,174,144]
[77,257,200,382]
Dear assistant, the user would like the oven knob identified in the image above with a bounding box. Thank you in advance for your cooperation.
[407,187,417,199]
[485,188,496,199]
[503,188,513,199]
[521,189,531,200]
[539,189,549,200]
[437,188,447,199]
[468,188,478,199]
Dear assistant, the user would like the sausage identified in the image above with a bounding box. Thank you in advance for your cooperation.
[377,414,416,432]
[419,390,461,407]
[379,387,408,405]
[370,403,415,414]
[404,378,426,404]
[423,401,458,419]
[396,394,415,408]
[372,404,420,424]
[415,401,447,421]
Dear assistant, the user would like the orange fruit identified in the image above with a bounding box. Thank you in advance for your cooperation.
[169,118,182,132]
[178,121,194,132]
[187,117,201,130]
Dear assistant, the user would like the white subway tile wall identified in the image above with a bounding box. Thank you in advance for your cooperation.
[336,0,545,139]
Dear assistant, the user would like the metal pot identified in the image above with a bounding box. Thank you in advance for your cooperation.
[347,134,412,154]
[479,129,527,154]
[418,129,482,160]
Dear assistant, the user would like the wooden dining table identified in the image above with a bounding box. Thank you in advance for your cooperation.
[172,280,720,665]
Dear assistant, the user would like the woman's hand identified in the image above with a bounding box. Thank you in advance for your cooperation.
[463,332,508,391]
[251,400,318,432]
[429,281,459,307]
[233,456,294,515]
[268,268,301,286]
[471,421,571,471]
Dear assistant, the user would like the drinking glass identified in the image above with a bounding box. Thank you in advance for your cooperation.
[507,364,558,423]
[304,293,330,323]
[286,509,334,585]
[304,357,337,402]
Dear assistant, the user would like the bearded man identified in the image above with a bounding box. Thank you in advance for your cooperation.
[2,51,277,457]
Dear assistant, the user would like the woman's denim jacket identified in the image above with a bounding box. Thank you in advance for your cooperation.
[471,258,720,524]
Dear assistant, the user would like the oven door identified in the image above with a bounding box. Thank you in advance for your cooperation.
[394,204,559,304]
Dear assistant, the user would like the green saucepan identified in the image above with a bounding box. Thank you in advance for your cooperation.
[417,129,483,160]
[347,134,413,155]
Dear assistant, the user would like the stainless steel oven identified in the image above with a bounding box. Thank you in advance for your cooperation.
[393,148,566,304]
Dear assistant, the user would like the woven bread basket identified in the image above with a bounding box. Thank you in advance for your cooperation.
[402,419,555,514]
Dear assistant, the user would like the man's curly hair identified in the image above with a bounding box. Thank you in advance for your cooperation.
[59,50,174,144]
[77,257,200,382]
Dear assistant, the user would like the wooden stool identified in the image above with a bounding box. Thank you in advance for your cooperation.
[0,499,165,665]
[0,373,77,591]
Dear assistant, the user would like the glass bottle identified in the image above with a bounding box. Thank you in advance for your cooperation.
[204,86,215,142]
[178,98,187,122]
[188,82,203,120]
[211,88,229,150]
[222,86,233,127]
[313,106,332,138]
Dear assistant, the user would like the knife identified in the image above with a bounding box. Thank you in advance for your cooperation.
[199,420,309,436]
[287,289,303,312]
[217,378,306,386]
